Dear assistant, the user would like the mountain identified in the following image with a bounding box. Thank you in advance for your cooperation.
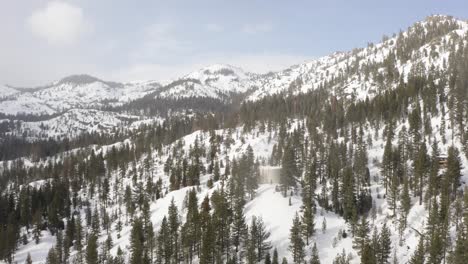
[0,74,161,115]
[154,64,257,100]
[0,15,468,264]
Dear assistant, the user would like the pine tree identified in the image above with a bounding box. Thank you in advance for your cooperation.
[281,143,298,193]
[354,216,370,255]
[449,228,468,264]
[33,210,42,244]
[408,235,425,264]
[247,225,257,264]
[46,248,59,264]
[301,172,316,245]
[55,230,63,263]
[310,242,321,264]
[361,243,377,264]
[253,216,272,262]
[289,213,305,263]
[200,217,215,264]
[75,213,84,252]
[322,217,327,234]
[378,223,392,264]
[157,216,172,264]
[168,198,180,263]
[25,253,32,264]
[272,248,279,264]
[446,146,461,198]
[265,252,272,264]
[86,233,99,264]
[182,189,200,263]
[129,218,145,264]
[382,128,394,193]
[414,143,428,205]
[231,198,247,254]
[399,175,411,229]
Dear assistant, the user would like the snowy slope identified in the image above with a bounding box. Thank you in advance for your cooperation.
[8,113,467,263]
[248,15,468,101]
[4,109,160,140]
[0,85,21,99]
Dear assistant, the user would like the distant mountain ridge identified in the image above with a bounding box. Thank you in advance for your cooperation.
[0,15,466,115]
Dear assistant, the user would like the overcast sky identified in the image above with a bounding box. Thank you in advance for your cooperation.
[1,0,467,86]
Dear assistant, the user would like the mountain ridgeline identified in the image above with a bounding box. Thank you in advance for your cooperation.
[0,15,467,264]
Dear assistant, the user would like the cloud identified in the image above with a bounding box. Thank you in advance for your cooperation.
[28,1,89,45]
[242,22,273,34]
[131,23,190,60]
[206,23,224,32]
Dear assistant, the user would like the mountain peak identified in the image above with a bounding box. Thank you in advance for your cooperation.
[58,74,124,88]
[58,74,103,85]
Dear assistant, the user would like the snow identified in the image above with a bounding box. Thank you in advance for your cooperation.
[11,230,56,264]
[4,15,468,264]
[0,85,20,99]
[0,78,161,115]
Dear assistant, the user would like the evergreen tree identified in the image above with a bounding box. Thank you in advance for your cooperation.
[354,216,370,255]
[200,217,215,264]
[414,143,428,205]
[182,189,200,263]
[361,243,377,264]
[75,213,84,252]
[86,233,99,264]
[265,252,272,264]
[25,253,32,264]
[408,235,425,264]
[168,198,180,263]
[446,146,462,198]
[378,223,392,264]
[289,213,305,263]
[302,167,316,245]
[281,143,298,193]
[231,198,247,254]
[310,243,321,264]
[157,216,171,264]
[399,175,411,229]
[46,248,59,264]
[272,248,279,264]
[250,216,272,262]
[129,218,146,264]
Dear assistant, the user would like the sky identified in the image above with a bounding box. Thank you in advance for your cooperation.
[1,0,467,86]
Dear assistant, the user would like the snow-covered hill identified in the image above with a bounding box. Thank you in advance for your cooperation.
[7,114,467,263]
[0,75,161,115]
[4,109,159,140]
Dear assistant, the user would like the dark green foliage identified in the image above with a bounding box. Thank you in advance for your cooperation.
[289,213,305,263]
[86,233,99,264]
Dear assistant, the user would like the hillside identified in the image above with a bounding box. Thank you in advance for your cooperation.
[0,15,467,264]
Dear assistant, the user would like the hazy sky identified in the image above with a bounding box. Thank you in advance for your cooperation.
[1,0,467,86]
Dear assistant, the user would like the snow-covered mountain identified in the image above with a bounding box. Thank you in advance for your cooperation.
[4,109,159,140]
[0,75,161,115]
[1,15,468,264]
[155,64,257,99]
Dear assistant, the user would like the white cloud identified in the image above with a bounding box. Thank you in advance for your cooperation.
[131,23,190,60]
[28,1,89,45]
[242,22,273,34]
[206,23,224,32]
